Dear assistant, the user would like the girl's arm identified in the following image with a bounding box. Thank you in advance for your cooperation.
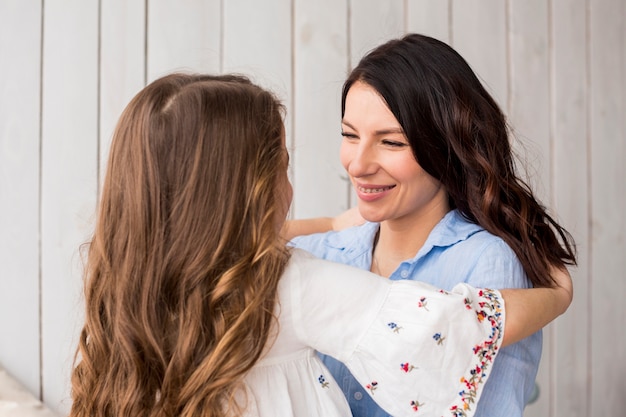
[282,206,364,241]
[500,265,573,347]
[283,208,574,348]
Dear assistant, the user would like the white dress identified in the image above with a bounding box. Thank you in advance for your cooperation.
[239,249,505,417]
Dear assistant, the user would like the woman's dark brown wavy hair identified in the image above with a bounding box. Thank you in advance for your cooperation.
[70,73,290,417]
[342,33,576,287]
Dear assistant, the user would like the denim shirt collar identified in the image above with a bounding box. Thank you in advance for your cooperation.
[325,210,485,266]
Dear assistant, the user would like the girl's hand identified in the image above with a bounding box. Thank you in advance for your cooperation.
[282,207,365,241]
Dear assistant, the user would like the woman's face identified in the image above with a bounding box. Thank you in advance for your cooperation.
[340,81,448,225]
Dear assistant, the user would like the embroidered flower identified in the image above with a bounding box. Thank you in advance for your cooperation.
[366,381,378,395]
[464,297,472,309]
[410,400,424,411]
[433,332,445,345]
[401,362,416,373]
[476,310,487,322]
[418,297,429,311]
[318,375,329,388]
[387,322,402,333]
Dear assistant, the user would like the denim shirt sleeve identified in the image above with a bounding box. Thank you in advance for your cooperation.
[288,232,330,256]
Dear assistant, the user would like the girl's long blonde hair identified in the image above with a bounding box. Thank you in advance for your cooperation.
[70,73,290,417]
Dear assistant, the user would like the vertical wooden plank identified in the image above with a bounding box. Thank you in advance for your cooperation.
[222,0,294,209]
[147,0,221,82]
[507,1,556,416]
[349,0,404,67]
[40,0,99,413]
[0,0,42,398]
[508,0,551,201]
[507,3,552,414]
[589,0,626,415]
[508,5,553,415]
[451,0,508,109]
[407,0,450,43]
[292,0,349,218]
[223,0,291,97]
[100,1,146,180]
[547,1,590,416]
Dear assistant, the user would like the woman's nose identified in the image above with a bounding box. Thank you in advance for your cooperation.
[342,141,377,178]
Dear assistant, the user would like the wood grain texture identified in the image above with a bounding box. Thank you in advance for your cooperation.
[407,0,450,43]
[452,0,508,108]
[40,0,99,413]
[0,0,42,399]
[99,0,146,183]
[292,0,349,218]
[589,0,626,415]
[147,0,221,82]
[507,2,553,416]
[349,0,404,67]
[542,3,590,417]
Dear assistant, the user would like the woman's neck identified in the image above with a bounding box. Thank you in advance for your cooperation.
[371,200,450,277]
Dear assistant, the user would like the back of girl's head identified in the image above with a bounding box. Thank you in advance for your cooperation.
[103,72,287,271]
[344,33,576,286]
[71,73,289,417]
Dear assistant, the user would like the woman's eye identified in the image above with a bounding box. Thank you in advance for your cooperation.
[382,139,407,147]
[341,132,358,139]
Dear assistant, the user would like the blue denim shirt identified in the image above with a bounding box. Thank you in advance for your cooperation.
[290,210,541,417]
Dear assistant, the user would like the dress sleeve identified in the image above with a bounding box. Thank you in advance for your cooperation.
[287,249,505,417]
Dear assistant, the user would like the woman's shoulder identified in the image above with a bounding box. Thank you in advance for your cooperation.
[289,222,378,260]
[433,210,510,253]
[447,226,519,263]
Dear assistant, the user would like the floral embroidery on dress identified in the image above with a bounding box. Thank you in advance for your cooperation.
[366,381,378,395]
[464,297,472,309]
[410,400,424,412]
[476,310,487,322]
[418,296,429,311]
[448,288,504,416]
[433,332,446,345]
[401,362,416,372]
[318,375,329,388]
[387,322,402,333]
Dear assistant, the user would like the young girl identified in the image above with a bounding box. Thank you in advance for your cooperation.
[69,73,572,417]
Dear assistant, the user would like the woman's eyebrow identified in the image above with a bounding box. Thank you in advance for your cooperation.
[341,120,404,135]
[373,128,404,135]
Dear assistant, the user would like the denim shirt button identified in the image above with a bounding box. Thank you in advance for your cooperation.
[400,269,409,278]
[354,391,363,400]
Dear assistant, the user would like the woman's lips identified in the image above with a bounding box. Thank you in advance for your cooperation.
[355,183,396,202]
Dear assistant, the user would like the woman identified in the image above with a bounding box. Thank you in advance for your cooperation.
[69,72,571,417]
[289,33,576,417]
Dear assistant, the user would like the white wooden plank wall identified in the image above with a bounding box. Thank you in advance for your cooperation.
[550,1,590,416]
[40,1,99,412]
[588,0,626,415]
[0,1,623,416]
[0,0,42,401]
